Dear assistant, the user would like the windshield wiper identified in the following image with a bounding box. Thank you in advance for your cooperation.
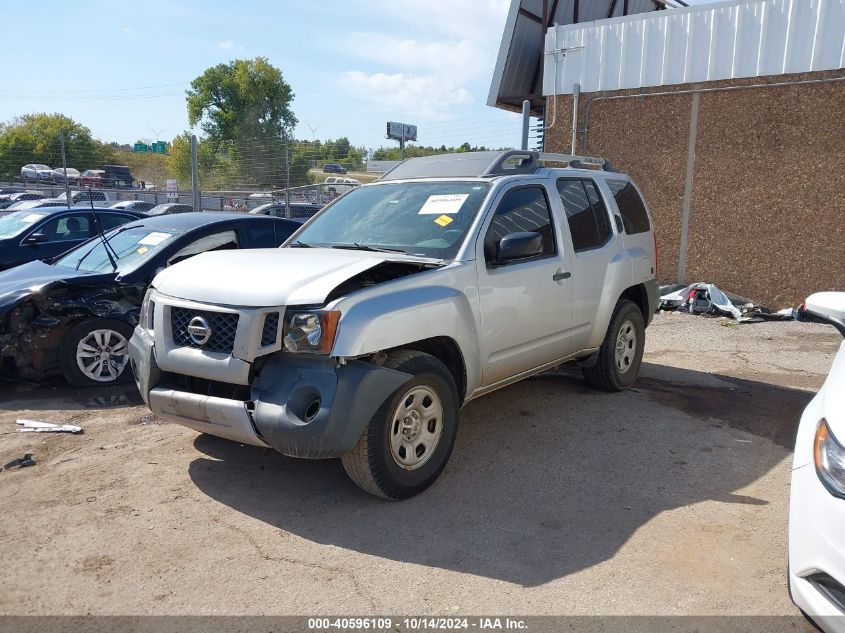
[331,242,408,254]
[73,225,134,271]
[289,240,312,248]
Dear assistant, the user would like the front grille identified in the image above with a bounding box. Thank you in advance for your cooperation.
[171,307,239,354]
[261,312,280,346]
[164,373,251,401]
[808,573,845,614]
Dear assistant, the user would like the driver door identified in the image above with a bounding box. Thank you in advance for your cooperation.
[476,183,574,387]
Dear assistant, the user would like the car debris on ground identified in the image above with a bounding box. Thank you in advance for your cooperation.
[659,283,795,323]
[16,419,83,434]
[2,453,36,470]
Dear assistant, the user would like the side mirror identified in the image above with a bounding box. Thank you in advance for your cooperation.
[24,233,48,245]
[496,231,544,263]
[800,292,845,337]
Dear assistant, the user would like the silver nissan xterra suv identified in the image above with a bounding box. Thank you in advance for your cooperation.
[129,151,659,499]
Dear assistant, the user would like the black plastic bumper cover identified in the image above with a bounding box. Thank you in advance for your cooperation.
[251,354,413,459]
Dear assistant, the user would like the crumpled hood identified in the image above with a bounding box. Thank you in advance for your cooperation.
[0,260,90,318]
[152,248,437,307]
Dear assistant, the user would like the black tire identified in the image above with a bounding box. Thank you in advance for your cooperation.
[59,318,135,388]
[583,299,645,392]
[341,350,460,500]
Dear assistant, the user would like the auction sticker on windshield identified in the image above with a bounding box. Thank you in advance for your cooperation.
[139,232,172,246]
[418,194,469,215]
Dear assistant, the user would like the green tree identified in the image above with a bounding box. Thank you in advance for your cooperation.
[186,57,297,188]
[0,113,113,182]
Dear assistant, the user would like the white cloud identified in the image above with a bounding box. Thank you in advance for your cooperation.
[337,0,509,122]
[340,71,472,120]
[218,40,235,50]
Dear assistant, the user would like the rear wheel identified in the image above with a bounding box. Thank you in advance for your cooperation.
[583,299,645,391]
[59,319,134,387]
[341,350,460,500]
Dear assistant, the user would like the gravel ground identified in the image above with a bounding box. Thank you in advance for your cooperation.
[0,312,840,620]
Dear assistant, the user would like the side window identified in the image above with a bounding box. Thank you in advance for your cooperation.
[99,213,135,231]
[91,191,106,202]
[484,186,556,262]
[607,179,650,234]
[242,221,277,248]
[557,179,612,252]
[38,214,92,242]
[167,230,239,266]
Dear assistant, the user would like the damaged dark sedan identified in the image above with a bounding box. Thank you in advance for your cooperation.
[0,212,301,387]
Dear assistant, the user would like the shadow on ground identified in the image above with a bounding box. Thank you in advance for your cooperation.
[0,378,142,411]
[187,362,812,587]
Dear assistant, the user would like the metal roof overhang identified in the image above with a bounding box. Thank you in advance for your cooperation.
[488,0,666,115]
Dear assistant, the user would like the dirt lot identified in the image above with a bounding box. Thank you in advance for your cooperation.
[0,313,840,618]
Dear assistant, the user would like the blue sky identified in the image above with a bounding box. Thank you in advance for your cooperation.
[0,0,719,152]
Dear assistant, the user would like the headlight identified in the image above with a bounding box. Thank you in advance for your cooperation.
[139,288,154,330]
[283,309,340,354]
[814,419,845,499]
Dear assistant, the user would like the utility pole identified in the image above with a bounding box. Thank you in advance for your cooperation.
[190,134,201,212]
[60,130,71,208]
[284,132,291,219]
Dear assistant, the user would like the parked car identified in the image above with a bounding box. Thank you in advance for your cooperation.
[54,189,116,206]
[0,192,45,210]
[0,213,301,386]
[7,200,68,211]
[249,201,322,220]
[789,292,845,632]
[146,203,193,216]
[325,176,361,185]
[0,206,146,272]
[80,170,105,187]
[102,165,135,188]
[129,150,659,499]
[0,186,24,197]
[51,167,81,184]
[322,163,347,174]
[20,164,53,182]
[110,200,156,212]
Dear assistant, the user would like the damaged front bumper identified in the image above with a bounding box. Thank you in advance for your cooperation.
[129,327,412,458]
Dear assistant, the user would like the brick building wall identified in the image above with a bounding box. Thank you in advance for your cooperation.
[545,70,845,308]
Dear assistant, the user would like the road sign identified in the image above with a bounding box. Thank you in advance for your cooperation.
[152,141,167,154]
[134,143,149,153]
[166,179,178,201]
[386,122,417,142]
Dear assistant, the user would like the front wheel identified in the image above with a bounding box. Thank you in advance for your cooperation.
[341,350,460,500]
[59,319,134,387]
[583,299,645,392]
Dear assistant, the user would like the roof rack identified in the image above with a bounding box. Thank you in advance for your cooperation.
[482,151,615,176]
[379,150,615,181]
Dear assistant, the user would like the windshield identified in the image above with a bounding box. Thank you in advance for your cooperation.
[54,226,180,274]
[292,181,490,259]
[0,211,49,238]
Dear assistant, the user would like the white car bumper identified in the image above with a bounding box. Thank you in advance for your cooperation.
[789,462,845,632]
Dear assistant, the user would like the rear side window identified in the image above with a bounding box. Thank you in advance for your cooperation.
[243,220,277,248]
[557,179,612,252]
[484,186,556,261]
[607,180,650,234]
[99,213,136,230]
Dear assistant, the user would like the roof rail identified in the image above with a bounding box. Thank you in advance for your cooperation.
[480,150,615,176]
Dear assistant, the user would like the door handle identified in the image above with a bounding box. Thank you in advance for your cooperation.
[552,270,571,282]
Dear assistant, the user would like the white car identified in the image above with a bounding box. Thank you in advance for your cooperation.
[20,163,53,182]
[789,291,845,632]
